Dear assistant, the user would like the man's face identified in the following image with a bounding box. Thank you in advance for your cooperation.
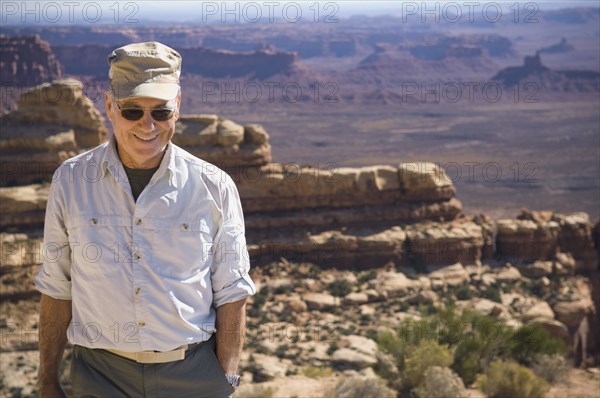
[105,93,180,169]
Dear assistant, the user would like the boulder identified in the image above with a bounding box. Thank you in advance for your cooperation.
[303,292,338,311]
[244,124,269,144]
[517,261,553,279]
[375,272,418,298]
[216,119,244,146]
[554,252,576,276]
[553,300,593,329]
[331,348,378,369]
[523,301,555,321]
[427,263,470,286]
[344,292,369,305]
[249,353,290,382]
[495,265,522,283]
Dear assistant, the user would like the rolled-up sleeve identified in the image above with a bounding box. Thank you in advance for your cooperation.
[211,175,256,307]
[34,171,72,300]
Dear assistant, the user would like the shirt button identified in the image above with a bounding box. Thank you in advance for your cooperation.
[90,218,97,225]
[134,252,142,260]
[135,288,141,295]
[138,321,145,327]
[182,223,189,230]
[135,218,142,225]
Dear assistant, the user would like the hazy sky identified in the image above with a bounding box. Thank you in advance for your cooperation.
[2,1,598,25]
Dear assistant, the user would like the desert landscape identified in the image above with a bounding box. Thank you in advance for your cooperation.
[1,2,599,397]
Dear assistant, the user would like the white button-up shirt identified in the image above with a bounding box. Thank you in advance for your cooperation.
[34,136,256,352]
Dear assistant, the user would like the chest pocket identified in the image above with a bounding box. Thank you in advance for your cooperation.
[65,215,132,273]
[147,218,214,279]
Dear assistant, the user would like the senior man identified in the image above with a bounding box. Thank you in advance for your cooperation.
[35,42,255,397]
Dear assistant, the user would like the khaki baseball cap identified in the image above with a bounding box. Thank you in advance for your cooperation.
[108,41,181,101]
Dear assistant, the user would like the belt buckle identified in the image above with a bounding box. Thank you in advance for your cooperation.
[136,351,157,363]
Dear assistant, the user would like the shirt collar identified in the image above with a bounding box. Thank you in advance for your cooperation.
[100,134,177,187]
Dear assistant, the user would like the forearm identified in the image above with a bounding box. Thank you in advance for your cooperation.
[215,297,247,374]
[38,294,72,388]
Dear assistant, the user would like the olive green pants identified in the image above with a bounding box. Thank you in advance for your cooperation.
[70,335,234,398]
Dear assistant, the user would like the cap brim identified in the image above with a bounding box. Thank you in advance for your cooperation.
[111,82,180,101]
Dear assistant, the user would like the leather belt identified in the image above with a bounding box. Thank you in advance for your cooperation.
[106,343,193,364]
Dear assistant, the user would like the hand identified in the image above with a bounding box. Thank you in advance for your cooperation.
[39,382,67,398]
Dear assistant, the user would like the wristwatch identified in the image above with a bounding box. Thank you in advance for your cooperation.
[225,374,241,390]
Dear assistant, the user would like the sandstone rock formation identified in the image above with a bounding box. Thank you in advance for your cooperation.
[0,80,108,186]
[173,115,271,168]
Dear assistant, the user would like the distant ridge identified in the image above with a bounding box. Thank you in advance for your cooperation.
[492,52,600,91]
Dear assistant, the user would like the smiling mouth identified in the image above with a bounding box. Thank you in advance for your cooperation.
[133,133,159,142]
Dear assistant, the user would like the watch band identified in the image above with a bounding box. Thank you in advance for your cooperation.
[225,374,241,389]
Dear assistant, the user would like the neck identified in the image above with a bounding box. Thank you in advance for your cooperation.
[115,141,167,169]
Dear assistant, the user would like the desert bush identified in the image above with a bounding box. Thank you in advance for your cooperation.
[413,366,467,398]
[377,329,406,369]
[300,366,334,378]
[358,270,377,284]
[510,323,566,364]
[482,286,502,303]
[334,376,396,398]
[455,284,474,300]
[404,340,453,390]
[476,360,550,398]
[328,279,353,297]
[377,306,567,388]
[531,353,570,383]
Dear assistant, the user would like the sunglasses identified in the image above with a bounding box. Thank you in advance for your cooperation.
[115,102,176,122]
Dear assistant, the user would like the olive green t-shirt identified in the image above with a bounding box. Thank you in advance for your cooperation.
[123,165,160,202]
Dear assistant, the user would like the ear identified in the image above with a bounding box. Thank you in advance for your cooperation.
[105,91,114,118]
[174,92,182,122]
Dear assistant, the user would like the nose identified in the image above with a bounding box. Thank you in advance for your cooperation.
[138,111,156,132]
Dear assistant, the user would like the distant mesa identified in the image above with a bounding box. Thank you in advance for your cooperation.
[539,38,575,54]
[1,35,301,81]
[492,52,600,91]
[404,34,515,60]
[354,41,498,83]
[51,43,300,80]
[0,35,62,87]
[0,35,63,113]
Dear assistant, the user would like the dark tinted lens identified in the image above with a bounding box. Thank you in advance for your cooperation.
[120,108,144,121]
[151,109,175,121]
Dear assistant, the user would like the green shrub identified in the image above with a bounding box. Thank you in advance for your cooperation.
[328,279,354,297]
[377,329,405,369]
[510,323,566,364]
[334,376,396,398]
[413,366,466,398]
[476,360,550,398]
[482,286,502,303]
[327,341,339,356]
[301,366,334,378]
[455,284,474,300]
[404,340,453,390]
[358,270,377,284]
[450,313,513,385]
